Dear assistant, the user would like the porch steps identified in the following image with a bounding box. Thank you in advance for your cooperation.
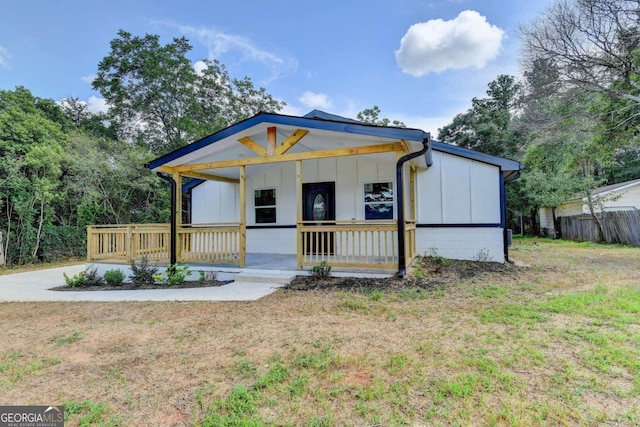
[233,271,297,285]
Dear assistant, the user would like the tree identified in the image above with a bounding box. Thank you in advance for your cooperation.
[93,30,284,154]
[356,106,406,127]
[0,87,66,263]
[521,0,640,110]
[438,75,523,158]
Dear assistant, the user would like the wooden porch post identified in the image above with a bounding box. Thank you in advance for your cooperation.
[173,172,182,262]
[239,165,246,267]
[296,160,303,270]
[410,165,416,221]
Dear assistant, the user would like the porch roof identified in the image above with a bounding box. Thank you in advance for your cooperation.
[148,111,429,174]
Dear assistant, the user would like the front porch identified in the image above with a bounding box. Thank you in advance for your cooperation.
[86,221,416,272]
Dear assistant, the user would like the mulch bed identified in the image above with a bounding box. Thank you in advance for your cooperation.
[51,257,519,292]
[50,280,233,292]
[287,257,519,291]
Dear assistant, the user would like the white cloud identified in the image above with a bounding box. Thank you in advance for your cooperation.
[154,21,297,82]
[279,102,303,117]
[395,10,504,76]
[299,91,332,109]
[0,45,10,67]
[86,96,109,114]
[80,74,97,84]
[193,60,208,76]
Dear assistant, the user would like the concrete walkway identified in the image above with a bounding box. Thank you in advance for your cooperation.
[0,264,284,302]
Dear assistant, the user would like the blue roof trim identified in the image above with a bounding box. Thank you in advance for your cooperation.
[148,111,429,169]
[430,140,522,171]
[182,178,204,193]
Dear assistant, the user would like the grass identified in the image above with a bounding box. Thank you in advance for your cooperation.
[1,238,640,425]
[0,258,84,276]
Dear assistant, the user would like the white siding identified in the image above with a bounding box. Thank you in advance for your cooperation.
[416,227,503,261]
[602,185,640,210]
[191,181,239,223]
[557,201,583,217]
[539,207,556,234]
[246,228,296,254]
[416,151,501,224]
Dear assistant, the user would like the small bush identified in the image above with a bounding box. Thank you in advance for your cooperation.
[63,267,105,288]
[129,257,158,286]
[103,269,125,286]
[310,261,332,279]
[155,264,191,286]
[199,270,217,282]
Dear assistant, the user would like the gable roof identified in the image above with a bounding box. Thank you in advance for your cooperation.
[590,177,640,197]
[148,111,523,185]
[148,111,428,170]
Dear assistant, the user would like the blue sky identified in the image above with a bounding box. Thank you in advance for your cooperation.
[0,0,553,135]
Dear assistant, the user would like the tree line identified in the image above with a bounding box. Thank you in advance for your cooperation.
[438,0,640,236]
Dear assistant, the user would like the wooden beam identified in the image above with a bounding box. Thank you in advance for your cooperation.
[275,129,309,155]
[159,166,239,184]
[410,167,416,221]
[238,136,267,156]
[174,141,404,172]
[296,160,303,270]
[239,165,246,268]
[400,139,417,169]
[267,126,277,156]
[172,172,182,261]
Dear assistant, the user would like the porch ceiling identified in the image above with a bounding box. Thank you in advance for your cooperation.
[159,122,420,174]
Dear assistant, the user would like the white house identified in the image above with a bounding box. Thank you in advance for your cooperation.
[539,178,640,236]
[131,110,522,275]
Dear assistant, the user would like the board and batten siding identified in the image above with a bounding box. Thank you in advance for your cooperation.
[191,157,398,254]
[414,151,504,261]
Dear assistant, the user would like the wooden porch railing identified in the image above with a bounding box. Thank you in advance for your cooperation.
[297,220,409,270]
[86,223,243,265]
[178,223,242,265]
[405,219,416,264]
[87,224,170,262]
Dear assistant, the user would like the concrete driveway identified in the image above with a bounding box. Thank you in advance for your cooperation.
[0,264,284,302]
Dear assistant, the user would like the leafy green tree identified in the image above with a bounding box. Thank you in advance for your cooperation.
[0,87,66,263]
[356,105,406,127]
[93,30,284,154]
[438,75,523,158]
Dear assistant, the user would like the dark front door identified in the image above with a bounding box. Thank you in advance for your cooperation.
[302,182,335,254]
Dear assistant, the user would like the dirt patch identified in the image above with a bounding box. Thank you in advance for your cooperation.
[288,257,519,291]
[50,279,232,292]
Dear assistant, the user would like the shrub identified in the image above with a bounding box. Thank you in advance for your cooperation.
[310,261,331,279]
[155,264,191,286]
[63,267,105,287]
[103,269,125,286]
[129,257,158,286]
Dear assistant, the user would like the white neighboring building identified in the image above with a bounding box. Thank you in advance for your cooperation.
[539,178,640,236]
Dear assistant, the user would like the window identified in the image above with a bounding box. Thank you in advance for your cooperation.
[254,189,276,223]
[364,182,393,220]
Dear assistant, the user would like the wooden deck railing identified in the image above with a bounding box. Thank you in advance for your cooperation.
[178,223,243,265]
[87,224,170,262]
[297,220,406,270]
[87,223,243,265]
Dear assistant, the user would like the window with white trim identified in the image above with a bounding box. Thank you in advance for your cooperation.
[254,189,276,223]
[364,182,393,220]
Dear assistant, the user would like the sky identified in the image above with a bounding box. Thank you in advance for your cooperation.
[0,0,554,136]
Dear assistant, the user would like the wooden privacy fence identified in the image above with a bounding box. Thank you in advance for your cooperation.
[297,220,415,270]
[87,223,243,264]
[559,210,640,246]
